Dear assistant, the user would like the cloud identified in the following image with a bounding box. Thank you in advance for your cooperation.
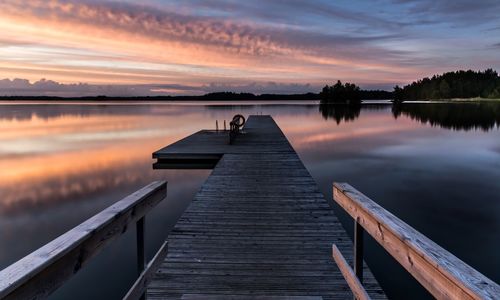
[0,78,319,96]
[0,0,499,90]
[0,0,413,64]
[1,0,300,56]
[0,0,433,90]
[392,0,500,26]
[200,82,315,94]
[174,0,407,30]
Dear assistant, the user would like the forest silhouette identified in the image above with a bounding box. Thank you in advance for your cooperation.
[394,69,500,102]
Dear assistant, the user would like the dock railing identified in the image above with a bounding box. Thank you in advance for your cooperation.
[332,182,499,300]
[0,180,168,300]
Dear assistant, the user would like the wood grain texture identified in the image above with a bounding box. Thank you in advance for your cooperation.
[331,244,371,300]
[182,295,324,300]
[124,240,169,300]
[333,182,500,300]
[0,181,167,300]
[149,116,386,300]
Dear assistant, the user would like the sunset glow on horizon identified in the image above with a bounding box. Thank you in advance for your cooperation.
[1,0,499,96]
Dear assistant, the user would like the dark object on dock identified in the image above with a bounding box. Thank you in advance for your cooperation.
[229,114,245,144]
[151,114,246,169]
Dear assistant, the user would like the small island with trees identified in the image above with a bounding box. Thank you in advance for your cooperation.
[319,81,361,105]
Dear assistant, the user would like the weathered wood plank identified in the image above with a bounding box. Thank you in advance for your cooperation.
[181,295,323,299]
[333,182,500,300]
[123,240,169,300]
[0,181,167,300]
[331,244,371,300]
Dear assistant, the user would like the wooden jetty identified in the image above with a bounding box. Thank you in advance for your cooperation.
[1,114,498,300]
[150,115,386,299]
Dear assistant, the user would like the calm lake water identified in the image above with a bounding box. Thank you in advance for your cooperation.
[0,101,499,299]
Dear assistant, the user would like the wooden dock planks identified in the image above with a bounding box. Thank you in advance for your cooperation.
[149,116,386,300]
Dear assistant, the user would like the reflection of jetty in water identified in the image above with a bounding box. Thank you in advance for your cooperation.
[392,102,500,131]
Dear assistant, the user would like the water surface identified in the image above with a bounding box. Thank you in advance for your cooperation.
[0,101,499,299]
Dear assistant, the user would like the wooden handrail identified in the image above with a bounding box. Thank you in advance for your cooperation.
[333,182,500,300]
[0,180,167,300]
[123,240,168,300]
[331,244,371,300]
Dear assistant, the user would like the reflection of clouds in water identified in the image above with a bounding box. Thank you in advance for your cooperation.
[0,167,209,269]
[0,160,208,216]
[0,114,145,143]
[58,128,172,142]
[279,108,418,151]
[0,104,155,121]
[0,161,151,215]
[0,103,316,122]
[0,105,220,218]
[369,133,500,168]
[0,138,200,215]
[299,126,408,144]
[1,140,155,184]
[0,128,173,155]
[0,138,75,155]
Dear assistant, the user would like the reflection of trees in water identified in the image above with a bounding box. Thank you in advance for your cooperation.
[0,162,153,216]
[392,102,500,131]
[319,103,361,124]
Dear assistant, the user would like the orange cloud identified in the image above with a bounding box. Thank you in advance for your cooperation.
[0,0,422,89]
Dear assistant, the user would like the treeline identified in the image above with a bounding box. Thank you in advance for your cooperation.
[199,92,319,100]
[394,69,500,102]
[0,92,318,101]
[360,89,393,100]
[0,90,392,101]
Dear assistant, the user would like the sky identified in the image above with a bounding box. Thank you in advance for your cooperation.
[0,0,499,96]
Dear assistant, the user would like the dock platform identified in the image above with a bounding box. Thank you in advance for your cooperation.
[150,116,386,299]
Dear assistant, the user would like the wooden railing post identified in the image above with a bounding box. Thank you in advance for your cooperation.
[354,219,364,285]
[136,217,146,300]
